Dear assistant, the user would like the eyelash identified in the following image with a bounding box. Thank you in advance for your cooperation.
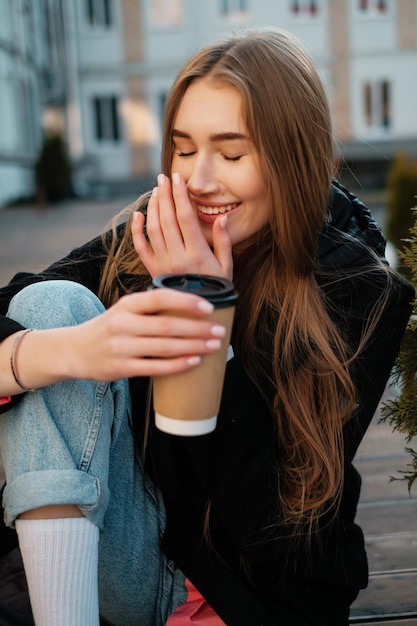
[176,151,242,162]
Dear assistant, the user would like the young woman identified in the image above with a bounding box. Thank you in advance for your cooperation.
[0,27,413,626]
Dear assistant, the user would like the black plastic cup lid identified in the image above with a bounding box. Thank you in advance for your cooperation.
[151,274,238,307]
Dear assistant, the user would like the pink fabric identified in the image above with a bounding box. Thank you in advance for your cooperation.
[0,397,11,406]
[167,579,226,625]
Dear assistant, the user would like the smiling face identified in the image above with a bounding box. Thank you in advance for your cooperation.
[171,78,269,250]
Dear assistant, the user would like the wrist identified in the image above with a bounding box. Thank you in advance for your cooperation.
[10,329,37,392]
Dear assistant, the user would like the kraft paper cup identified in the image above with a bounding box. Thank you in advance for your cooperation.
[150,274,238,436]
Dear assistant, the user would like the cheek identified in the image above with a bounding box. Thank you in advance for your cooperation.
[170,156,178,176]
[243,177,267,210]
[237,165,264,199]
[246,186,269,230]
[171,156,190,179]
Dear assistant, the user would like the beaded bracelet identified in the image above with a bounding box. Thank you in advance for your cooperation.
[10,328,37,392]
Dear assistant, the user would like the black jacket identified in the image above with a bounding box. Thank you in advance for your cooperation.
[0,181,414,625]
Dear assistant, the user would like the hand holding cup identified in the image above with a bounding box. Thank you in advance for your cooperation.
[150,274,238,436]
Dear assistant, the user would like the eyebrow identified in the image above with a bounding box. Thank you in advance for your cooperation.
[172,129,249,142]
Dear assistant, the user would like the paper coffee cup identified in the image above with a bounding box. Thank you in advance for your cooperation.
[150,274,238,436]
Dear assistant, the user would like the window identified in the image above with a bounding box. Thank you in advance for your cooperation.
[92,96,120,142]
[221,0,249,17]
[86,0,112,28]
[357,0,388,15]
[289,1,319,17]
[363,80,391,130]
[151,0,181,27]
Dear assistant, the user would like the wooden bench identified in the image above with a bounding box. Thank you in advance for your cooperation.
[350,615,417,625]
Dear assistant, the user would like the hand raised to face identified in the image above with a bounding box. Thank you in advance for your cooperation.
[131,173,233,280]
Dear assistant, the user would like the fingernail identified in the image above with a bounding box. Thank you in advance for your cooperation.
[132,211,139,222]
[172,172,181,186]
[187,356,201,366]
[210,325,226,338]
[152,186,158,197]
[219,215,228,230]
[206,339,221,350]
[158,174,166,186]
[196,300,214,313]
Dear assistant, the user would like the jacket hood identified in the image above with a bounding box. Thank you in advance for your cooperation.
[318,180,387,270]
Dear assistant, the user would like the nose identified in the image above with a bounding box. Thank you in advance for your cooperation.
[186,154,220,196]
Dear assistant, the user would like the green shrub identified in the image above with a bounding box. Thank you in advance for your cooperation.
[381,208,417,493]
[386,153,417,272]
[35,133,73,203]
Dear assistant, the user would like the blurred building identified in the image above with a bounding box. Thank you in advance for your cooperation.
[1,0,416,206]
[0,0,48,207]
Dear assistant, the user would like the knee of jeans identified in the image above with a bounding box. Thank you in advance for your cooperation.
[7,280,106,329]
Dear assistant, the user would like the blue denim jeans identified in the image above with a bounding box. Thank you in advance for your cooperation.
[0,280,187,626]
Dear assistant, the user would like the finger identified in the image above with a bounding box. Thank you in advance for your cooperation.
[212,215,233,280]
[144,186,168,254]
[118,335,224,359]
[100,330,225,379]
[171,173,209,247]
[131,211,154,265]
[120,290,216,317]
[156,174,185,248]
[126,354,203,378]
[128,314,226,341]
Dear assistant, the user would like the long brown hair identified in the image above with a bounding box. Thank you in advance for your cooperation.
[99,29,364,532]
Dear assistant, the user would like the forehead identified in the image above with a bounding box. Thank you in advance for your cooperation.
[174,78,246,132]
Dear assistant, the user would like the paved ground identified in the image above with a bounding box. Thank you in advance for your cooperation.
[0,195,136,284]
[0,195,416,622]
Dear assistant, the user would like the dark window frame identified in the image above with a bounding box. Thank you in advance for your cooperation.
[92,95,121,142]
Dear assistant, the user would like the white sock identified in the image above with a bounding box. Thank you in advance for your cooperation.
[16,517,100,626]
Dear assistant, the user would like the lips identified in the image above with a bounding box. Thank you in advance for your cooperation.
[196,202,239,215]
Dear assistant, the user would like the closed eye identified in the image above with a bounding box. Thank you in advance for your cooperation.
[224,154,243,162]
[176,151,195,157]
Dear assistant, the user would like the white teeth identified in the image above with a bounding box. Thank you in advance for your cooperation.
[197,203,238,215]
